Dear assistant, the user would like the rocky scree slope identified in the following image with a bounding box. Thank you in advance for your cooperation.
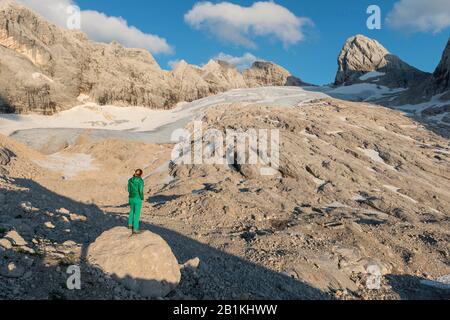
[0,97,449,299]
[149,99,450,299]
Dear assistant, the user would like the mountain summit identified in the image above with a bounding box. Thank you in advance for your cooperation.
[244,61,308,87]
[335,35,429,88]
[431,38,450,96]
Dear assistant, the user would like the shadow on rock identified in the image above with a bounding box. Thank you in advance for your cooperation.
[385,274,450,300]
[0,178,330,300]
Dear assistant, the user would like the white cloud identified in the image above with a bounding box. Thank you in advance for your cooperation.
[386,0,450,33]
[213,52,261,70]
[18,0,173,54]
[184,1,312,48]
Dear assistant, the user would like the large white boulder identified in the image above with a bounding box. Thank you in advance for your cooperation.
[87,227,181,298]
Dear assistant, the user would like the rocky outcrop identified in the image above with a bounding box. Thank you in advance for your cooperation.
[168,60,250,103]
[0,1,173,113]
[377,37,450,108]
[0,45,62,114]
[244,61,308,87]
[87,227,181,298]
[0,1,307,114]
[335,35,429,88]
[168,60,211,103]
[0,147,14,166]
[4,230,27,246]
[431,38,450,95]
[201,60,249,92]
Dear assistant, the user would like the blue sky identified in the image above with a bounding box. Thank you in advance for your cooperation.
[25,0,450,85]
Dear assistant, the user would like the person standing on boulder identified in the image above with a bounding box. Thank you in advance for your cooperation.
[128,169,144,235]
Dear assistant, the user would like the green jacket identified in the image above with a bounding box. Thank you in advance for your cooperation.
[128,176,144,200]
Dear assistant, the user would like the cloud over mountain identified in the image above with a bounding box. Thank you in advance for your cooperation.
[213,52,262,70]
[185,1,312,48]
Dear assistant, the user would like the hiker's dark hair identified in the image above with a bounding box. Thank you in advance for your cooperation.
[134,169,143,177]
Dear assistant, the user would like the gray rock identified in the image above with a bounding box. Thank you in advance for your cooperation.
[0,148,14,166]
[20,201,38,213]
[243,61,309,87]
[4,230,27,246]
[69,213,87,222]
[62,240,78,247]
[56,208,70,215]
[0,262,25,278]
[181,257,201,270]
[20,246,35,254]
[430,38,450,95]
[87,227,181,298]
[23,256,34,267]
[44,222,55,229]
[335,35,429,88]
[0,238,12,249]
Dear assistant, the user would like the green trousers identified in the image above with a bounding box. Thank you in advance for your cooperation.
[128,197,143,231]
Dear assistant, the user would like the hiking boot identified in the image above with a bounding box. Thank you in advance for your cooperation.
[132,230,143,235]
[127,225,133,230]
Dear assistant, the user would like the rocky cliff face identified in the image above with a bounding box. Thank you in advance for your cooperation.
[0,1,307,114]
[0,1,172,113]
[370,37,450,108]
[335,35,429,88]
[167,59,249,104]
[431,38,450,96]
[333,35,450,129]
[243,61,308,87]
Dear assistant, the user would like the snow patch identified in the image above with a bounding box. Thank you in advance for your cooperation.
[394,93,449,122]
[357,148,396,171]
[328,83,407,102]
[313,177,326,186]
[433,148,450,155]
[327,130,344,135]
[383,185,418,204]
[301,130,318,139]
[326,202,348,208]
[353,194,367,202]
[34,153,98,178]
[32,72,54,83]
[359,71,385,81]
[420,274,450,290]
[0,87,328,138]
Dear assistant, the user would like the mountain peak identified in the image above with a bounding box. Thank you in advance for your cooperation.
[335,35,390,85]
[431,38,450,95]
[203,59,223,71]
[350,34,388,49]
[244,61,308,87]
[335,34,429,88]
